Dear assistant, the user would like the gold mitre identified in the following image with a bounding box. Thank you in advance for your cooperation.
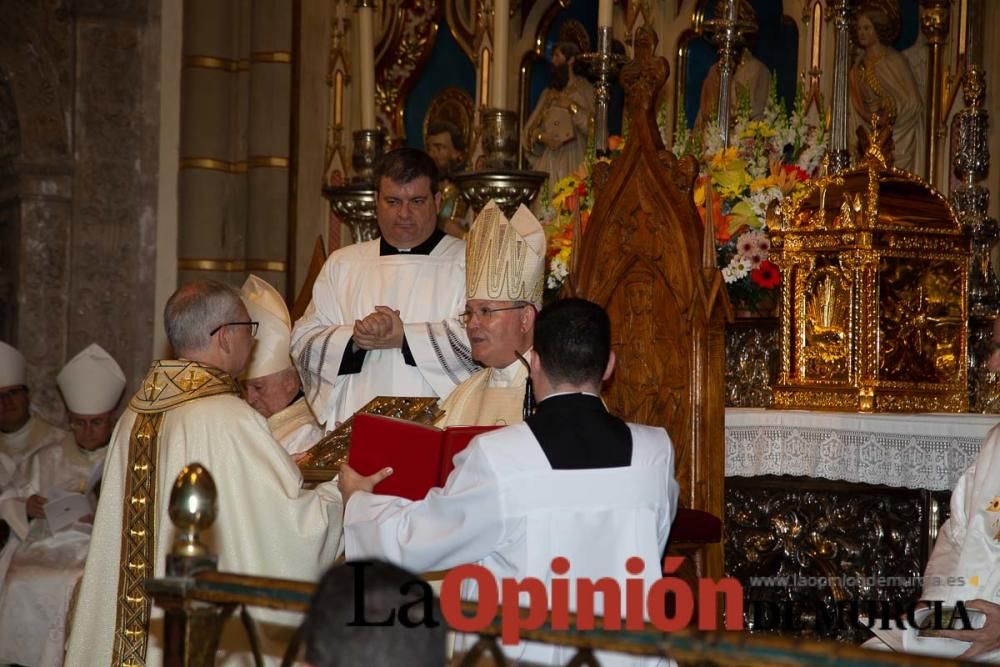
[466,201,545,307]
[240,274,293,379]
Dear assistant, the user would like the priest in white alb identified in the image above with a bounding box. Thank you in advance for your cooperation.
[1,342,73,490]
[65,281,344,667]
[340,298,679,666]
[0,343,125,667]
[436,202,544,427]
[291,148,478,428]
[241,274,323,456]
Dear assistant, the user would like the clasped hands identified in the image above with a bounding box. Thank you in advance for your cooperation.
[353,306,403,351]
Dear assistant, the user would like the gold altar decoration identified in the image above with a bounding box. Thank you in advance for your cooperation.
[771,129,970,413]
[297,396,442,483]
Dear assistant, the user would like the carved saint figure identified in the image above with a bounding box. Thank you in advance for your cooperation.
[522,41,595,188]
[848,5,926,174]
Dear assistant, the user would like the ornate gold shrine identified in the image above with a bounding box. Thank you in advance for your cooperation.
[772,151,970,413]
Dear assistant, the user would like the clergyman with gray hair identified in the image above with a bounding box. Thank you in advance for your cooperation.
[66,280,345,666]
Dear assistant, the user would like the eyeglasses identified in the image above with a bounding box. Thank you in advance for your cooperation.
[458,304,528,325]
[210,321,259,337]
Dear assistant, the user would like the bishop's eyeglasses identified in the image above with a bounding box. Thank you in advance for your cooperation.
[210,321,259,337]
[458,304,528,325]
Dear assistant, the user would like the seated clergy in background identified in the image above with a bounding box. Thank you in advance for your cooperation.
[292,147,478,430]
[339,298,679,666]
[241,274,322,457]
[0,343,124,667]
[0,341,72,490]
[66,280,344,667]
[436,202,545,427]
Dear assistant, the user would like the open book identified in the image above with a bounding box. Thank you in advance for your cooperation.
[348,413,499,500]
[44,459,103,533]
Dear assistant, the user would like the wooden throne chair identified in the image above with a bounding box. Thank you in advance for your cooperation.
[565,26,731,583]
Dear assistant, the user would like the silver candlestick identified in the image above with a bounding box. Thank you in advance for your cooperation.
[828,0,853,173]
[701,0,754,148]
[578,27,628,155]
[323,128,385,242]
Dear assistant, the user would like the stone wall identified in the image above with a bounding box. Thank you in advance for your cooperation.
[0,0,161,423]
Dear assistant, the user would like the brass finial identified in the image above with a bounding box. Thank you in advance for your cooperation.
[168,463,217,559]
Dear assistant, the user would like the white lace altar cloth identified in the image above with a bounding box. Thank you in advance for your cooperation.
[725,409,1000,491]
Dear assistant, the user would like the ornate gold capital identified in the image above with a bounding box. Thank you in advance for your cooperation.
[919,0,951,44]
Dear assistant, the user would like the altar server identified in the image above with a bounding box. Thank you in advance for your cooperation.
[340,298,679,666]
[292,148,478,428]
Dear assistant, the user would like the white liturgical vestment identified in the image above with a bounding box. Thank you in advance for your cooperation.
[65,361,344,667]
[436,358,528,427]
[268,396,323,456]
[292,232,477,428]
[345,404,678,666]
[0,415,70,490]
[0,439,106,667]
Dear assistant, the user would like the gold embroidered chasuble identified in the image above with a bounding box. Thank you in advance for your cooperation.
[116,361,240,666]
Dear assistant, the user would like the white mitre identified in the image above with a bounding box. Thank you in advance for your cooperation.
[465,201,546,307]
[0,341,26,387]
[240,274,293,379]
[57,343,126,415]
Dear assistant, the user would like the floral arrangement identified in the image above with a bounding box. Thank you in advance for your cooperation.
[673,87,827,313]
[539,136,623,302]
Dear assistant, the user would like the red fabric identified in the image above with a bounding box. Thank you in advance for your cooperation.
[668,507,722,544]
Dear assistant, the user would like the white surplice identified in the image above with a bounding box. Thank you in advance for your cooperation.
[267,396,324,456]
[0,439,106,667]
[291,236,477,428]
[436,358,528,427]
[344,422,679,666]
[64,362,344,667]
[0,415,71,490]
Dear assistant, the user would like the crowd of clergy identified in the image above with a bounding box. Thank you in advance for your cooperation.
[1,146,999,665]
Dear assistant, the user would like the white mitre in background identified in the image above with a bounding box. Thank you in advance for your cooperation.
[57,343,126,415]
[240,274,293,380]
[0,341,26,387]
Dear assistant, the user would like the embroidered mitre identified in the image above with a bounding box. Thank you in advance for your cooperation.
[465,201,545,307]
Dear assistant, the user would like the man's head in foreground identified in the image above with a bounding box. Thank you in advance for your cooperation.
[165,280,257,379]
[0,341,29,433]
[57,343,126,450]
[463,203,545,368]
[374,148,441,250]
[240,275,301,418]
[530,297,615,399]
[301,560,446,667]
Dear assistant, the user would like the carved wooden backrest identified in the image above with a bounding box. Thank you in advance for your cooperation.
[567,28,730,567]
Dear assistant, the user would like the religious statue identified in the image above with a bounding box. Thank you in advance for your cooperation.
[522,40,595,188]
[423,88,475,238]
[848,1,926,174]
[694,0,771,132]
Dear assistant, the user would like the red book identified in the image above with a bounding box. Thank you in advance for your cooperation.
[348,414,500,500]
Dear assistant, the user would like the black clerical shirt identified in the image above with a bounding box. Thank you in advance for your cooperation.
[525,393,633,470]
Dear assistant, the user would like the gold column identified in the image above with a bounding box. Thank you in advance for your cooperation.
[920,0,951,185]
[177,0,251,288]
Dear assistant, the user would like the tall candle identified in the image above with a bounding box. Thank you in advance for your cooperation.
[492,0,509,109]
[358,1,376,128]
[598,0,612,28]
[810,1,822,69]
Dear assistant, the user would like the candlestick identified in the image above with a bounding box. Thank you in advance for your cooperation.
[492,0,509,109]
[358,0,376,129]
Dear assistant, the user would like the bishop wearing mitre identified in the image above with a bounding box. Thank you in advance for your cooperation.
[436,202,545,427]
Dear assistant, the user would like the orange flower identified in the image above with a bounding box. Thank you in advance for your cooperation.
[607,135,624,151]
[696,183,729,244]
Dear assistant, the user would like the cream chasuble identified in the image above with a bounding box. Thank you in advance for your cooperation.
[0,416,70,489]
[65,361,343,667]
[0,440,106,667]
[436,358,528,427]
[267,396,323,456]
[292,234,477,428]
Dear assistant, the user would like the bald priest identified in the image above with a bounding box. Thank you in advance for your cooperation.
[436,202,545,427]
